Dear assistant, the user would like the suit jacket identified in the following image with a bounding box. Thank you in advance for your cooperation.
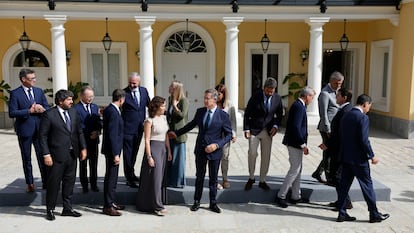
[282,99,308,149]
[243,91,283,135]
[39,107,86,162]
[9,86,49,137]
[325,103,352,156]
[339,107,375,165]
[317,84,339,133]
[74,102,102,140]
[175,107,232,160]
[167,96,189,143]
[102,104,124,157]
[122,86,150,135]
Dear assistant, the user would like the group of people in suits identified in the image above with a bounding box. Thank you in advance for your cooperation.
[8,68,389,222]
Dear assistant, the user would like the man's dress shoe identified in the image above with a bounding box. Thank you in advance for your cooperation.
[190,201,200,211]
[61,209,82,217]
[103,207,122,216]
[209,204,221,213]
[311,172,327,183]
[258,181,270,191]
[369,213,390,223]
[275,197,288,208]
[244,179,255,191]
[126,180,138,188]
[26,184,35,193]
[289,198,309,205]
[337,213,357,222]
[46,210,55,221]
[112,203,125,210]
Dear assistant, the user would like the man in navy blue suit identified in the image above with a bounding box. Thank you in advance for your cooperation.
[336,94,389,223]
[74,86,102,193]
[102,89,125,216]
[275,87,315,208]
[122,72,150,188]
[169,89,232,213]
[9,68,49,192]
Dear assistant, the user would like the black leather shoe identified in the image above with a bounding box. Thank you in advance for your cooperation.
[132,176,140,182]
[46,210,55,221]
[289,198,309,204]
[244,179,255,191]
[369,213,390,223]
[275,197,288,208]
[112,203,125,210]
[126,180,139,188]
[337,213,356,222]
[190,201,200,211]
[311,172,327,183]
[258,181,270,191]
[91,186,99,192]
[209,204,221,213]
[61,209,82,217]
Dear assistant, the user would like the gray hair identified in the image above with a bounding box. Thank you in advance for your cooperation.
[330,71,344,81]
[264,77,277,89]
[128,72,140,80]
[299,86,316,97]
[205,88,218,100]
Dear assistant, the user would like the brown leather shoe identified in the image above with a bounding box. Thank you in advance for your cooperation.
[222,180,230,189]
[26,184,35,193]
[103,207,121,216]
[244,179,255,191]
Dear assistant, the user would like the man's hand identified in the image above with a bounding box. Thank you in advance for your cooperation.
[168,131,177,139]
[114,155,120,165]
[80,149,87,161]
[371,156,379,165]
[318,143,328,151]
[90,131,99,140]
[303,147,309,155]
[205,143,218,153]
[231,136,237,143]
[269,127,278,137]
[244,131,251,139]
[44,155,53,166]
[34,104,46,113]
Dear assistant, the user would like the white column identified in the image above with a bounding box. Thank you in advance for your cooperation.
[306,17,330,125]
[135,16,156,99]
[44,15,68,92]
[223,17,243,116]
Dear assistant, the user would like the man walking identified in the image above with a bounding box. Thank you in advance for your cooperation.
[9,68,49,192]
[243,77,283,191]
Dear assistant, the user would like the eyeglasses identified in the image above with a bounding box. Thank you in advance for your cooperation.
[25,77,37,81]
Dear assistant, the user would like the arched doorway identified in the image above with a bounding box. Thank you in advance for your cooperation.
[156,22,216,118]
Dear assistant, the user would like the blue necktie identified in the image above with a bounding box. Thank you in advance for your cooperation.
[133,91,140,107]
[28,88,34,104]
[64,110,71,131]
[204,110,212,129]
[266,97,271,112]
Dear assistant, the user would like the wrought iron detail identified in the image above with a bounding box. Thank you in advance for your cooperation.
[164,30,207,53]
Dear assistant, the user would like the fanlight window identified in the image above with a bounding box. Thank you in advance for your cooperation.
[13,50,50,67]
[164,31,207,53]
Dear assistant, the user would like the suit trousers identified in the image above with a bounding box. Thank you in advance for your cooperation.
[46,151,77,211]
[79,138,99,188]
[194,154,220,205]
[18,134,46,185]
[314,131,330,177]
[220,142,231,181]
[337,163,379,216]
[277,146,303,200]
[123,133,143,181]
[103,154,120,208]
[248,129,272,182]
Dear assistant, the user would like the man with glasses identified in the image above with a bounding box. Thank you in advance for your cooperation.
[74,86,102,193]
[9,68,49,193]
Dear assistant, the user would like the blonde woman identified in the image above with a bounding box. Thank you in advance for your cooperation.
[166,81,189,188]
[215,84,237,189]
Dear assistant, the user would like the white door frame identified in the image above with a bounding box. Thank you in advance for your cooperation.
[155,21,216,97]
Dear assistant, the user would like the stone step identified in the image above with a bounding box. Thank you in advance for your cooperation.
[0,175,390,207]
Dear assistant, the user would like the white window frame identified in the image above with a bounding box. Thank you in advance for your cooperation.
[80,42,128,106]
[368,39,393,112]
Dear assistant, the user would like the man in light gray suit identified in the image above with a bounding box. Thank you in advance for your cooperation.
[312,71,344,184]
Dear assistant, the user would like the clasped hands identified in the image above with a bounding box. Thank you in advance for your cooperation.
[29,103,46,114]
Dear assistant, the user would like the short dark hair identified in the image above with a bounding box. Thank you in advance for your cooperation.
[356,94,372,105]
[112,89,125,102]
[148,96,165,118]
[264,77,277,89]
[19,68,35,81]
[337,88,352,103]
[54,89,74,105]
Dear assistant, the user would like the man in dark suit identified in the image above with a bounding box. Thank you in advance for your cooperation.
[319,88,353,210]
[39,90,87,221]
[74,86,102,193]
[9,68,49,192]
[169,89,232,213]
[122,72,150,188]
[102,89,126,216]
[275,87,315,208]
[243,77,284,191]
[336,94,389,223]
[313,71,344,183]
